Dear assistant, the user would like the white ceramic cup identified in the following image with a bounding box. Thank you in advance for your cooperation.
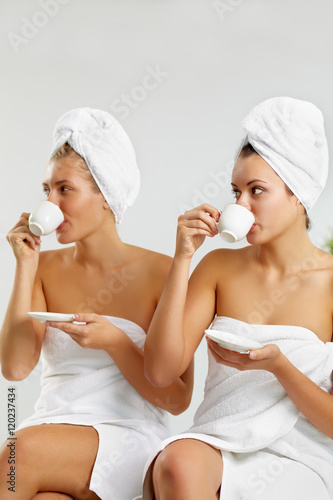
[217,203,255,243]
[29,201,64,236]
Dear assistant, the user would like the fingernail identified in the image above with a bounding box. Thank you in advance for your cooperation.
[249,351,256,359]
[73,314,79,320]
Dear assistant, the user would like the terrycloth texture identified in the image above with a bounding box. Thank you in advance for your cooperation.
[220,448,331,500]
[142,316,333,499]
[51,108,140,223]
[91,422,165,500]
[18,316,169,500]
[240,97,329,212]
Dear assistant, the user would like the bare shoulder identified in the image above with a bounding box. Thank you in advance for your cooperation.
[316,248,333,269]
[318,249,333,286]
[309,248,333,281]
[125,245,172,303]
[37,247,75,273]
[194,246,253,276]
[125,244,172,278]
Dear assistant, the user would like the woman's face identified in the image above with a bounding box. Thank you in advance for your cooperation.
[231,153,301,245]
[42,155,109,244]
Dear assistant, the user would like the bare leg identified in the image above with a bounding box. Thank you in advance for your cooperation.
[32,495,74,499]
[0,424,100,500]
[152,439,223,500]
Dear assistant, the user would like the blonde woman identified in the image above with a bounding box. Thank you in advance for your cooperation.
[0,108,193,500]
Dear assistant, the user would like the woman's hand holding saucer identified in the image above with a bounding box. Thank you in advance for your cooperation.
[176,204,220,260]
[207,338,283,373]
[46,313,124,351]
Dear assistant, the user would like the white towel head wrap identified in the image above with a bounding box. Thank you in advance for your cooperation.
[50,107,140,223]
[239,97,329,212]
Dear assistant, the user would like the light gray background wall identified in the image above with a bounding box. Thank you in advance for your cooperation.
[1,0,333,443]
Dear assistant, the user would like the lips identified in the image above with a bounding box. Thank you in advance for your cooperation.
[56,221,66,230]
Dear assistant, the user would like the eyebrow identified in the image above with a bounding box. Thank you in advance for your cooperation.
[42,179,71,188]
[231,179,268,187]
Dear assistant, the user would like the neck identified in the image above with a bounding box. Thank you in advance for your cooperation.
[254,225,316,276]
[73,221,128,270]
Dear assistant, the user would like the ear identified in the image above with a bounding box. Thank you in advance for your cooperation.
[295,198,303,209]
[103,198,110,210]
[98,192,110,210]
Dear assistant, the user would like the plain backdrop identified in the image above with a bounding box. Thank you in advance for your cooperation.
[1,0,333,443]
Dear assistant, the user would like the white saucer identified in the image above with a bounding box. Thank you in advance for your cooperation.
[205,329,262,353]
[28,312,75,324]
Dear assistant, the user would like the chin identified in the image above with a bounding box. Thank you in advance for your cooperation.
[56,233,74,245]
[246,236,255,245]
[246,230,257,244]
[246,229,264,246]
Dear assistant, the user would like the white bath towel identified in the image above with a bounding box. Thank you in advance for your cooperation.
[142,316,333,499]
[240,97,329,212]
[192,317,333,452]
[51,108,140,223]
[18,316,169,500]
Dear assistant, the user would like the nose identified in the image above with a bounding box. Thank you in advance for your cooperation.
[46,191,60,207]
[235,193,252,211]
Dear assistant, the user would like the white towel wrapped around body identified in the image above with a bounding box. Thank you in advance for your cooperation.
[142,316,333,499]
[18,316,169,500]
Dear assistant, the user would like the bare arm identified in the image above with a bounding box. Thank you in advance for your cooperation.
[47,313,194,414]
[105,323,194,415]
[273,353,333,438]
[144,204,221,387]
[0,214,46,380]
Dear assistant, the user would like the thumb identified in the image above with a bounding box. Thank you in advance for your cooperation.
[73,312,99,323]
[249,344,278,360]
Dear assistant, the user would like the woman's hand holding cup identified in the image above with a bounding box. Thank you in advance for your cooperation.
[28,201,64,236]
[7,201,64,263]
[7,212,41,262]
[217,203,255,243]
[176,204,220,260]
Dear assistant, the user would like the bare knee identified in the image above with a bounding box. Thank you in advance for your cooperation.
[152,440,223,499]
[153,442,200,490]
[32,494,74,500]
